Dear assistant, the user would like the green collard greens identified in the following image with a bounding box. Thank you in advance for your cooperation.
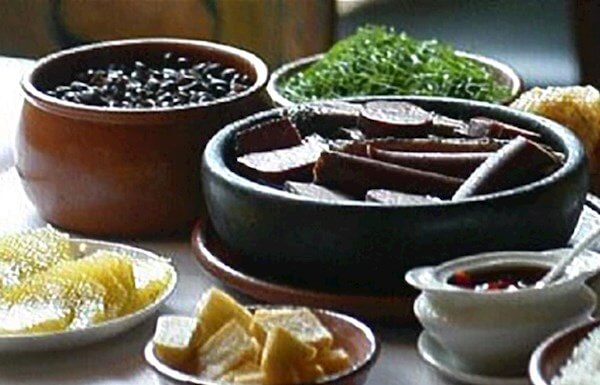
[280,26,511,103]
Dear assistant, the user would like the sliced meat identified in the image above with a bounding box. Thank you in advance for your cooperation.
[458,117,542,141]
[313,151,463,198]
[432,114,469,136]
[368,147,492,178]
[237,135,328,184]
[452,136,561,200]
[337,137,505,157]
[235,118,302,155]
[288,101,362,136]
[358,101,436,138]
[284,181,353,202]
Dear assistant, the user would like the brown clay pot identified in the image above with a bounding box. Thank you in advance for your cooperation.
[17,38,269,237]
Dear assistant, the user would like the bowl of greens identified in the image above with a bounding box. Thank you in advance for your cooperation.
[267,26,522,107]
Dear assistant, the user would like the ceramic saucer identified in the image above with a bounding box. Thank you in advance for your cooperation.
[417,332,529,385]
[0,238,176,353]
[190,218,415,321]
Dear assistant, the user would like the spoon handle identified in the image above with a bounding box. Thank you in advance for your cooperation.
[540,225,600,285]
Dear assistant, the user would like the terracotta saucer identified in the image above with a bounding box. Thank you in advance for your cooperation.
[191,195,600,322]
[191,218,415,322]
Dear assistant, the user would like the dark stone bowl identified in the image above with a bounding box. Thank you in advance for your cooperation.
[201,96,588,295]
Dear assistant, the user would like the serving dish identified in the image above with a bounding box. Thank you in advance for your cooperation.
[192,203,600,322]
[417,332,529,385]
[191,219,413,321]
[407,249,598,376]
[18,38,269,237]
[266,52,522,108]
[201,96,587,295]
[144,306,380,385]
[529,318,600,385]
[0,238,176,353]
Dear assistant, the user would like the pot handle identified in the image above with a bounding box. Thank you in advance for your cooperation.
[405,266,437,291]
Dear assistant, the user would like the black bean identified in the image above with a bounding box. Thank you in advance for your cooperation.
[131,70,146,81]
[178,81,198,93]
[207,74,228,86]
[134,61,146,71]
[64,92,80,103]
[70,81,89,91]
[202,93,215,102]
[203,62,222,76]
[45,54,249,108]
[195,82,210,92]
[162,68,178,78]
[100,84,112,94]
[213,86,229,97]
[78,90,102,105]
[140,99,155,108]
[177,74,196,85]
[239,74,251,85]
[176,57,189,67]
[159,80,176,92]
[220,67,238,81]
[157,92,172,102]
[146,77,161,91]
[55,86,70,94]
[192,62,207,72]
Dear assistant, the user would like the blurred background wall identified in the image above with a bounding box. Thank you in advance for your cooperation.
[0,0,335,66]
[0,0,589,87]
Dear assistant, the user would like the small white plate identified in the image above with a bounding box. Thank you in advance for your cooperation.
[0,238,177,353]
[417,332,529,385]
[145,341,209,384]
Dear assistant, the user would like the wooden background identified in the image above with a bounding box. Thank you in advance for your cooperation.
[0,0,335,67]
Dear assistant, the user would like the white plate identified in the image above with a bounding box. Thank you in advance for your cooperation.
[417,332,529,385]
[0,238,177,353]
[145,341,210,384]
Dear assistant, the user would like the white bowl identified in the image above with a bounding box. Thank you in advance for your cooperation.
[406,249,599,376]
[0,238,176,352]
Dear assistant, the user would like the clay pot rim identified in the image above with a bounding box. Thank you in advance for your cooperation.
[21,38,269,125]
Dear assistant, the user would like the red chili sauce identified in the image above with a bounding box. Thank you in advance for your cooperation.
[448,265,550,291]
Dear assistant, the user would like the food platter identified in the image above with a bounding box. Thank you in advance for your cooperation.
[0,238,176,353]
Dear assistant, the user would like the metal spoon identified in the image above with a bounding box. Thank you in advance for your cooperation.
[538,225,600,286]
